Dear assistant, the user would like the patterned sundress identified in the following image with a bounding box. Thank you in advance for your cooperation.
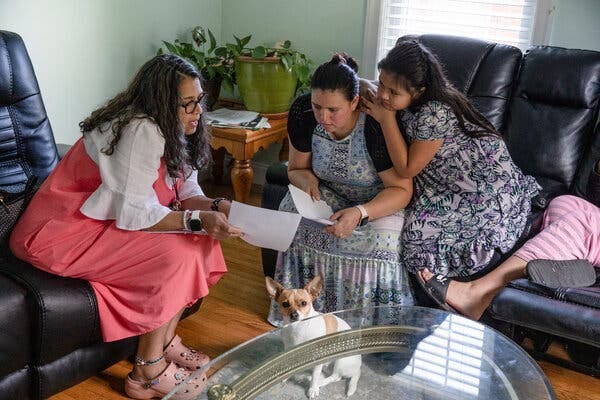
[400,101,540,277]
[267,113,415,327]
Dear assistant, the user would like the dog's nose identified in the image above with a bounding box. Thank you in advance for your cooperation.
[290,311,299,321]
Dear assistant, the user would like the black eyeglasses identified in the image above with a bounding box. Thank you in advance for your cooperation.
[179,93,206,114]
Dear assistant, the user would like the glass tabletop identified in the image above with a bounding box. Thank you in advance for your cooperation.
[164,306,555,400]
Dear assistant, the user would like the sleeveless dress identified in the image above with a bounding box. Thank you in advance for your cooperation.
[267,112,415,327]
[399,101,540,277]
[10,121,226,342]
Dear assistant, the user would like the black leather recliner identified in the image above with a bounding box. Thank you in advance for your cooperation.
[0,30,200,399]
[261,34,600,375]
[0,29,137,400]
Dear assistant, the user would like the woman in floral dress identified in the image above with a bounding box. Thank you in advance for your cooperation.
[268,54,415,326]
[363,40,539,279]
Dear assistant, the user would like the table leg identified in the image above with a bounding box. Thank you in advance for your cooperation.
[279,137,289,161]
[231,159,253,203]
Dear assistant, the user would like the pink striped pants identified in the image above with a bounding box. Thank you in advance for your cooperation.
[514,195,600,266]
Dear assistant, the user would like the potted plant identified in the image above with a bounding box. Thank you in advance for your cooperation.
[159,26,235,110]
[227,36,312,114]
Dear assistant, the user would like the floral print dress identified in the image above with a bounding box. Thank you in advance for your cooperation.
[400,101,540,277]
[267,113,415,327]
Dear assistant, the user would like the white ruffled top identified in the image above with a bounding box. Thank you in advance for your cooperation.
[80,118,204,230]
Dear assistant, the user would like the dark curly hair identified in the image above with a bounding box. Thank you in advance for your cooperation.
[378,39,497,137]
[79,54,211,177]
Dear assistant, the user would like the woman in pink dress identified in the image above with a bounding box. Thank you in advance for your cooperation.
[10,54,242,399]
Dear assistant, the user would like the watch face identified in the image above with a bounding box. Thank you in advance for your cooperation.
[190,218,203,231]
[359,216,369,227]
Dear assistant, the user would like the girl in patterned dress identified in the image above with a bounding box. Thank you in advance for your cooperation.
[10,55,242,399]
[268,54,415,326]
[362,40,540,279]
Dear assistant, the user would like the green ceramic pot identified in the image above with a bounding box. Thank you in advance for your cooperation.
[235,56,297,114]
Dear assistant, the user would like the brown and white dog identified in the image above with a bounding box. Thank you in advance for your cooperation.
[266,274,361,398]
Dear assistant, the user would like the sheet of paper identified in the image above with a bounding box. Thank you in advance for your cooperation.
[228,201,301,252]
[288,184,334,225]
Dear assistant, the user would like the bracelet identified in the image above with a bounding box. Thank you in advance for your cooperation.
[211,197,228,211]
[182,209,192,231]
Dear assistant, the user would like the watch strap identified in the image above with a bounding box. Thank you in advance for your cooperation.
[211,197,227,211]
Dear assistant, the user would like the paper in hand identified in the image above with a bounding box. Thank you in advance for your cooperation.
[228,201,301,252]
[287,184,334,225]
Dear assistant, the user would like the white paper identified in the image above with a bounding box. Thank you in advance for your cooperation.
[205,108,259,124]
[288,184,334,225]
[228,201,301,252]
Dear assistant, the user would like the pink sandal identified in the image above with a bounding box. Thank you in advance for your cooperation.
[124,361,206,400]
[164,334,210,370]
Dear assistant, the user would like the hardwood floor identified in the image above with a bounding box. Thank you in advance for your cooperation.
[50,182,599,400]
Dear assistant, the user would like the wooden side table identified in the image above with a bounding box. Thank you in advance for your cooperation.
[210,117,288,203]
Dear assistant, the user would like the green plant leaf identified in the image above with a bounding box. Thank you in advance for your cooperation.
[207,29,217,54]
[282,40,291,49]
[281,54,292,70]
[253,46,267,58]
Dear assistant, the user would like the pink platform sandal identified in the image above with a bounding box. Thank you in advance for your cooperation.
[164,334,210,370]
[124,361,206,400]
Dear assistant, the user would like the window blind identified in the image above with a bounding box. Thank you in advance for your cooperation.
[377,0,540,63]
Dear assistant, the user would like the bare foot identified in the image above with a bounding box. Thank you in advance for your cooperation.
[420,270,494,320]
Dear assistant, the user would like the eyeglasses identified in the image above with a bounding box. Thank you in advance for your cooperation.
[179,93,206,114]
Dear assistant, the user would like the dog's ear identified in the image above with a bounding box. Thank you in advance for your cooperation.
[305,274,323,299]
[265,277,285,300]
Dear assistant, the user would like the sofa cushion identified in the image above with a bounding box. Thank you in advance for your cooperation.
[506,46,600,203]
[0,30,58,187]
[1,255,102,364]
[400,34,522,134]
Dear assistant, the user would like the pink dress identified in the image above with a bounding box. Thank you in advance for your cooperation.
[10,139,227,342]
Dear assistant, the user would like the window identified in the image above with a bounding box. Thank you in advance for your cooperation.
[362,0,556,78]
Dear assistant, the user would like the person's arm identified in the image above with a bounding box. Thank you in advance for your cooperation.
[145,201,241,240]
[363,97,442,178]
[287,143,321,201]
[325,168,412,238]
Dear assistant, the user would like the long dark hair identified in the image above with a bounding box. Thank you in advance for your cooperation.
[311,52,359,100]
[79,54,211,177]
[377,40,497,137]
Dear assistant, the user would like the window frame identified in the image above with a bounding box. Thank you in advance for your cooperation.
[361,0,556,79]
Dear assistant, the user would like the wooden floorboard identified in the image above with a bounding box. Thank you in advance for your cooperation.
[49,181,599,400]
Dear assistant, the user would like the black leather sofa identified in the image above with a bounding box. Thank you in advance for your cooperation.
[0,30,202,399]
[261,34,600,375]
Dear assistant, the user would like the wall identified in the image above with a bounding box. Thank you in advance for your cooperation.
[550,0,600,51]
[0,0,222,144]
[221,0,367,183]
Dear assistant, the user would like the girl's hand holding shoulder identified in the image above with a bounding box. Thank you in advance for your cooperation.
[361,95,396,125]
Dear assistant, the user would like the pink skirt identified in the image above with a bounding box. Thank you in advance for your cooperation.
[10,139,227,342]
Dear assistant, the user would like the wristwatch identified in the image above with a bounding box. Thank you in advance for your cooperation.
[189,210,203,231]
[355,204,369,227]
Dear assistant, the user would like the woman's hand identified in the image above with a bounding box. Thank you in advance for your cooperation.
[201,211,243,240]
[325,207,362,239]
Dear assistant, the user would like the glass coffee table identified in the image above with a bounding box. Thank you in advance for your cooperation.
[164,306,555,400]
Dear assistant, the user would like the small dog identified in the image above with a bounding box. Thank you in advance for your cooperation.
[266,274,361,398]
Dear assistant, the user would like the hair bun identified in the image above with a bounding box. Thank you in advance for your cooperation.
[330,52,359,73]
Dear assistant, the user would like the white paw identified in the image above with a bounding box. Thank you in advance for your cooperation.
[308,385,320,398]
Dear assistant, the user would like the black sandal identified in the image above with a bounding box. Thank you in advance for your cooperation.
[416,271,459,314]
[526,259,597,288]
